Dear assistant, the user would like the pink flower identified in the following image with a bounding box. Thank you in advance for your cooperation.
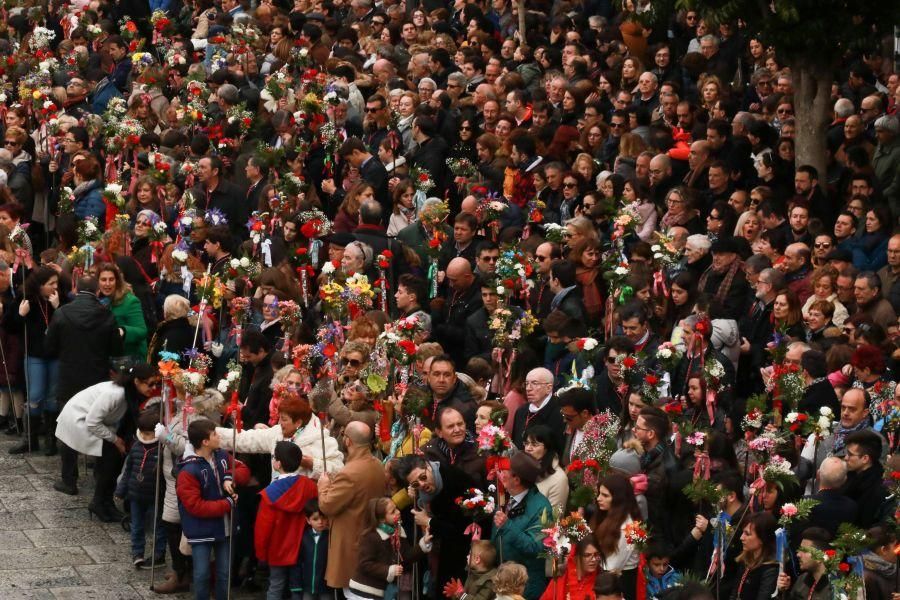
[780,503,798,517]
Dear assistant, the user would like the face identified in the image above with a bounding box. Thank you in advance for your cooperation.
[855,277,879,305]
[685,243,705,264]
[399,96,416,117]
[523,436,547,461]
[40,276,59,299]
[475,406,494,431]
[621,317,647,343]
[742,215,761,239]
[135,377,162,398]
[772,293,790,320]
[480,287,499,313]
[406,465,435,494]
[813,236,832,259]
[740,524,762,553]
[596,485,613,511]
[581,543,601,573]
[835,215,856,239]
[840,392,867,428]
[865,210,881,233]
[477,250,499,275]
[341,245,364,273]
[844,117,862,139]
[563,177,579,200]
[702,82,719,104]
[428,361,457,396]
[806,308,828,331]
[582,246,600,269]
[454,222,475,244]
[632,416,653,447]
[437,410,467,447]
[308,512,329,532]
[98,270,117,296]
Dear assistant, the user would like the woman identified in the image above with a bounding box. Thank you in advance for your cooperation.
[660,187,702,234]
[569,237,604,324]
[801,267,849,327]
[97,262,149,361]
[705,201,738,243]
[560,86,587,127]
[539,537,601,600]
[559,172,584,223]
[848,206,891,271]
[3,126,33,208]
[752,230,786,267]
[131,209,166,286]
[591,472,641,600]
[476,133,507,191]
[684,234,712,279]
[683,374,725,432]
[619,56,643,91]
[128,95,160,133]
[622,178,657,242]
[805,300,840,351]
[581,124,607,160]
[735,211,763,245]
[732,512,779,600]
[396,92,420,152]
[662,272,698,342]
[327,378,378,445]
[753,152,791,201]
[8,267,64,456]
[699,75,723,113]
[334,182,374,233]
[523,425,569,510]
[772,289,805,340]
[54,363,160,520]
[450,116,481,163]
[387,179,417,237]
[618,390,648,447]
[377,137,407,179]
[572,153,597,184]
[147,295,195,364]
[72,154,105,222]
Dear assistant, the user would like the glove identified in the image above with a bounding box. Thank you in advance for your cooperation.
[154,423,167,440]
[182,441,195,458]
[210,342,224,357]
[443,578,465,599]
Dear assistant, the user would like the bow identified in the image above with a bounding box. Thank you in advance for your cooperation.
[464,522,482,541]
[693,451,711,480]
[223,390,243,432]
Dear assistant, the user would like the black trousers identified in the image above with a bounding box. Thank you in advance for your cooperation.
[59,440,124,502]
[163,519,190,577]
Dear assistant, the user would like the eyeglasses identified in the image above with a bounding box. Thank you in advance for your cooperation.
[559,411,576,421]
[536,255,549,261]
[365,107,380,113]
[708,214,721,220]
[481,255,499,263]
[341,358,362,367]
[407,470,429,489]
[460,125,472,131]
[777,109,794,115]
[3,140,19,147]
[605,356,617,364]
[524,380,551,388]
[609,122,625,129]
[563,182,577,188]
[814,242,832,248]
[372,20,385,25]
[582,552,601,560]
[64,138,77,143]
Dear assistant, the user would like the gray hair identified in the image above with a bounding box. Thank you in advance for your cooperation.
[834,98,855,119]
[686,234,711,252]
[700,34,719,48]
[163,294,191,320]
[759,267,785,290]
[447,72,466,88]
[217,83,240,105]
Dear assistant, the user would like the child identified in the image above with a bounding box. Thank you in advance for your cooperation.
[492,562,528,600]
[644,541,682,599]
[443,540,498,600]
[115,408,168,568]
[176,419,250,600]
[348,497,433,600]
[255,441,319,600]
[296,499,331,600]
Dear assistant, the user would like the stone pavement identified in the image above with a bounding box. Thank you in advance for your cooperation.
[0,435,265,600]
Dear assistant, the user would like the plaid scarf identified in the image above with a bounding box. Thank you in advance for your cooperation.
[699,259,744,305]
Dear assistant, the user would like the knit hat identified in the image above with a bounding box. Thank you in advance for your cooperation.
[509,452,542,487]
[609,448,641,476]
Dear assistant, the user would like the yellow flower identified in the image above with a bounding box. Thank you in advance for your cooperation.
[32,90,42,100]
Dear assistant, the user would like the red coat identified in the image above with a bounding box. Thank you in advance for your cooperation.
[539,554,597,600]
[254,474,319,566]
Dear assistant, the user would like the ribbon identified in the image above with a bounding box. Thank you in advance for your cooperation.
[300,269,309,307]
[428,258,438,299]
[652,270,669,298]
[81,244,95,270]
[706,389,717,425]
[772,528,789,597]
[182,393,194,431]
[636,553,648,600]
[373,400,392,443]
[261,239,272,267]
[414,189,426,214]
[486,455,510,497]
[672,422,682,457]
[150,240,164,263]
[464,522,482,541]
[181,267,193,295]
[223,390,243,432]
[693,451,711,480]
[309,239,322,265]
[618,285,634,305]
[707,511,730,580]
[379,268,388,313]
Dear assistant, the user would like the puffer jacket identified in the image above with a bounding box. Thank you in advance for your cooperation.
[711,318,741,372]
[176,447,250,544]
[115,429,163,501]
[863,550,897,600]
[73,179,106,222]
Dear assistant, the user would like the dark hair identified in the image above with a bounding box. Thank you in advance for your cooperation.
[430,353,455,372]
[605,335,636,357]
[741,512,778,564]
[23,266,59,300]
[187,419,218,448]
[137,408,158,433]
[558,388,596,414]
[395,454,429,483]
[0,203,24,222]
[338,136,367,157]
[594,573,622,597]
[274,440,303,472]
[844,430,882,464]
[592,472,641,555]
[205,225,232,251]
[454,212,478,230]
[799,527,832,551]
[637,406,669,441]
[239,330,272,354]
[645,540,673,560]
[801,349,827,378]
[397,274,427,306]
[550,260,577,288]
[304,498,321,518]
[523,424,560,477]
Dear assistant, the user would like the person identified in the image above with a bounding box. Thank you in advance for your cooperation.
[539,537,602,600]
[424,355,478,430]
[732,512,779,600]
[254,441,319,600]
[643,542,682,599]
[633,407,677,545]
[442,540,498,600]
[510,368,565,451]
[775,527,832,600]
[177,419,250,600]
[297,499,331,600]
[492,452,552,600]
[317,421,386,592]
[861,526,898,600]
[590,472,642,600]
[523,425,569,510]
[54,362,159,515]
[804,457,858,536]
[559,388,598,467]
[114,408,167,568]
[842,430,890,527]
[421,406,486,487]
[348,496,433,600]
[96,262,149,361]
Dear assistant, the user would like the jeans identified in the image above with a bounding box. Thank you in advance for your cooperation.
[129,497,167,560]
[268,565,302,600]
[192,539,230,600]
[25,356,58,415]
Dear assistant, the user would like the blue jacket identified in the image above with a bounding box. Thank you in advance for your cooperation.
[73,180,106,222]
[646,565,682,599]
[176,449,243,544]
[115,433,163,502]
[849,232,889,272]
[297,527,330,595]
[492,487,552,600]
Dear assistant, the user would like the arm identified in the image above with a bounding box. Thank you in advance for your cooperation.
[753,565,780,600]
[227,455,251,486]
[497,508,547,556]
[117,296,148,349]
[356,533,392,581]
[327,392,371,428]
[317,473,355,516]
[253,500,274,564]
[85,389,122,444]
[215,425,278,454]
[115,447,134,497]
[176,470,233,517]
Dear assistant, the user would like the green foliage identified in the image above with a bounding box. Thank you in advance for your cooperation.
[682,479,724,507]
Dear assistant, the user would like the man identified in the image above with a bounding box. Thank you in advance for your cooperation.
[203,225,233,276]
[634,407,677,544]
[425,355,477,430]
[318,422,386,593]
[684,140,712,190]
[395,274,432,335]
[474,241,500,279]
[878,234,900,311]
[362,94,393,154]
[339,137,390,218]
[439,213,480,270]
[599,110,629,167]
[704,160,732,207]
[529,242,561,319]
[480,99,500,133]
[699,238,751,319]
[237,331,275,428]
[836,268,859,313]
[706,119,733,159]
[421,406,486,487]
[804,458,857,535]
[860,95,884,140]
[547,261,584,321]
[854,272,897,329]
[397,198,452,268]
[788,202,813,246]
[784,243,814,303]
[431,258,482,369]
[648,154,675,206]
[757,200,791,249]
[616,301,660,354]
[775,527,833,600]
[505,89,532,128]
[805,388,872,466]
[244,156,269,210]
[491,453,551,600]
[833,212,858,249]
[510,367,564,451]
[408,115,449,197]
[193,156,248,239]
[558,388,597,467]
[842,430,890,527]
[105,35,132,93]
[465,279,503,363]
[634,71,659,111]
[508,136,543,211]
[872,115,900,220]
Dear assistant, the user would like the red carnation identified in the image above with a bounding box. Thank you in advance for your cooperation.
[300,222,319,238]
[838,563,850,573]
[645,374,659,385]
[296,247,308,255]
[892,470,900,480]
[382,249,393,259]
[428,238,441,248]
[622,356,637,369]
[398,340,416,355]
[322,343,336,357]
[243,117,252,126]
[419,173,429,182]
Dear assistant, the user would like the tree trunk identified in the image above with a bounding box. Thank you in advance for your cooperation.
[789,60,832,188]
[517,0,526,43]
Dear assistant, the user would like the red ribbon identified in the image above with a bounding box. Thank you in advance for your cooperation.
[464,522,482,541]
[223,390,243,432]
[652,270,669,298]
[693,451,711,480]
[706,389,717,425]
[636,553,648,600]
[486,456,510,497]
[150,240,164,264]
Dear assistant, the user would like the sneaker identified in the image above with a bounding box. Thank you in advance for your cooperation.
[133,556,145,569]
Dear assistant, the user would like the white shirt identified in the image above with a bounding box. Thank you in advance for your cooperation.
[528,394,552,414]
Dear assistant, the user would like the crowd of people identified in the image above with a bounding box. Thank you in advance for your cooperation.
[0,0,899,599]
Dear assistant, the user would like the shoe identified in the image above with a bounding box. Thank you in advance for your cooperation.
[152,571,190,594]
[133,556,145,569]
[3,417,21,435]
[53,481,78,496]
[87,502,116,523]
[9,415,40,455]
[141,555,166,570]
[104,501,124,521]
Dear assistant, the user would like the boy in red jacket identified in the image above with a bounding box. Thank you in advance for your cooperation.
[255,441,319,600]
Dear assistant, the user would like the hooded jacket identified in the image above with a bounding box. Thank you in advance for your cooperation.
[115,429,163,501]
[176,448,250,544]
[254,473,319,566]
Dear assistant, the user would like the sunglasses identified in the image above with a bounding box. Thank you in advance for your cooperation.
[460,125,472,130]
[563,182,577,188]
[365,107,380,113]
[4,141,19,147]
[814,242,831,248]
[341,358,362,368]
[536,255,550,261]
[481,256,498,262]
[609,122,625,129]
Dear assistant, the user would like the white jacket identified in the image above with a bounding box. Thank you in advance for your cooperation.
[215,413,344,480]
[56,381,126,457]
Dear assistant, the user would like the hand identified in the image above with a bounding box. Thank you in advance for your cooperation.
[411,508,430,529]
[223,480,237,501]
[437,271,446,284]
[407,485,417,501]
[118,328,125,338]
[113,436,126,454]
[318,472,331,488]
[18,299,30,317]
[321,179,337,195]
[210,341,224,357]
[494,510,508,529]
[48,291,59,309]
[61,171,74,185]
[695,514,709,533]
[48,160,58,173]
[301,455,313,469]
[739,337,750,353]
[388,177,400,192]
[154,423,167,440]
[443,578,465,598]
[777,573,791,591]
[388,564,404,579]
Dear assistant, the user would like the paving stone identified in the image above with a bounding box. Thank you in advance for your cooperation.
[0,587,56,599]
[0,546,93,569]
[2,530,35,548]
[2,491,90,512]
[82,544,143,565]
[98,522,133,545]
[75,563,154,587]
[0,510,42,531]
[0,475,36,492]
[49,585,145,599]
[0,566,83,590]
[23,454,63,475]
[24,526,116,548]
[0,454,38,476]
[32,507,94,529]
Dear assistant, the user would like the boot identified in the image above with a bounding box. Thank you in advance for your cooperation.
[43,412,57,456]
[151,571,190,594]
[3,417,21,436]
[9,414,40,455]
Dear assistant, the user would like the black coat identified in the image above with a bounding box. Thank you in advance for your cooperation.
[730,562,779,600]
[240,354,275,429]
[359,157,391,223]
[147,317,195,365]
[510,396,566,452]
[192,180,249,240]
[431,283,483,369]
[429,380,478,432]
[464,308,493,363]
[798,378,840,416]
[409,136,450,197]
[843,464,890,528]
[45,291,122,405]
[806,489,859,536]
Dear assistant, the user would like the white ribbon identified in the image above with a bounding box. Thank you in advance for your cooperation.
[309,239,322,265]
[181,266,193,295]
[261,239,273,267]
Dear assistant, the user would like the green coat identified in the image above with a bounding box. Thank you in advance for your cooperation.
[491,487,552,600]
[396,221,451,273]
[110,292,148,359]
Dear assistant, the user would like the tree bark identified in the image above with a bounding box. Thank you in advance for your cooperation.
[789,59,832,187]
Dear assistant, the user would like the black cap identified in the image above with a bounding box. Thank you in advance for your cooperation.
[322,232,355,247]
[825,248,852,263]
[710,237,739,254]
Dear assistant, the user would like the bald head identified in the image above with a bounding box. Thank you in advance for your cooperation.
[446,258,474,290]
[460,195,479,215]
[345,421,372,446]
[527,367,553,384]
[818,456,847,490]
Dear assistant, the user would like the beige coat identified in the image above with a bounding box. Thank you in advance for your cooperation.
[318,445,386,589]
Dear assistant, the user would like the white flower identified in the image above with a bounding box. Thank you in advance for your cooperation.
[496,285,505,296]
[582,338,598,351]
[0,93,6,102]
[240,257,251,268]
[651,245,661,252]
[83,222,97,233]
[321,262,335,275]
[785,412,798,424]
[153,222,167,233]
[658,347,672,359]
[819,406,833,417]
[230,258,240,268]
[817,416,832,431]
[226,370,241,382]
[299,48,308,57]
[217,379,229,393]
[614,266,629,275]
[489,201,506,211]
[106,183,123,195]
[172,249,188,262]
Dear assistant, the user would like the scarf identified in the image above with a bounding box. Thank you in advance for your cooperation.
[576,266,603,320]
[433,432,475,464]
[416,460,444,509]
[833,420,868,453]
[699,259,744,306]
[660,209,698,230]
[377,523,396,536]
[73,179,97,198]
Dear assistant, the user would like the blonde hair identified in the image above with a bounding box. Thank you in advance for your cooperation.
[163,294,191,320]
[493,562,528,596]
